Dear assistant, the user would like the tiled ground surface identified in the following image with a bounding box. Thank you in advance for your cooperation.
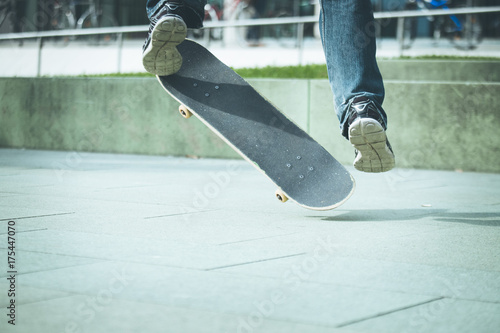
[0,149,499,333]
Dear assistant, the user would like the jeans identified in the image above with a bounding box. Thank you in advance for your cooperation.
[146,0,206,20]
[319,0,386,138]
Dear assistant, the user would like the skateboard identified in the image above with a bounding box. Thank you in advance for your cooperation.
[157,39,355,210]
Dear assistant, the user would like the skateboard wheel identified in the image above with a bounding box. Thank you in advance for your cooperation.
[275,189,288,203]
[179,105,192,119]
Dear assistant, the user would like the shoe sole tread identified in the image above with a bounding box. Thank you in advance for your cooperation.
[349,118,395,173]
[143,16,187,76]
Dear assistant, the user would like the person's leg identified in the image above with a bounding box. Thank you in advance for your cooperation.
[319,0,385,136]
[319,0,394,172]
[143,1,206,76]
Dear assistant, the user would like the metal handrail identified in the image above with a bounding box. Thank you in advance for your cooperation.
[1,6,499,76]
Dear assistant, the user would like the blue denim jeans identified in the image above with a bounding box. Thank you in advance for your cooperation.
[146,0,206,20]
[319,0,386,138]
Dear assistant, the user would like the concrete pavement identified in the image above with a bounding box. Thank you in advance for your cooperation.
[0,148,499,332]
[0,37,499,77]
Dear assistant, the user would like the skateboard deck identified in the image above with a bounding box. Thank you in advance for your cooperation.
[157,39,355,210]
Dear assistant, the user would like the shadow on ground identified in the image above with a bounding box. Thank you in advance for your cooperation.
[311,209,500,226]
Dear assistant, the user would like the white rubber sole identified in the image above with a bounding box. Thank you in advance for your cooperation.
[142,16,187,76]
[349,118,395,173]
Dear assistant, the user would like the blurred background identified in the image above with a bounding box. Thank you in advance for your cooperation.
[0,0,499,76]
[1,0,499,41]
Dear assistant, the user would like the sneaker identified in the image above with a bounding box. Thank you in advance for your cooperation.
[346,97,395,173]
[143,2,205,76]
[142,13,187,76]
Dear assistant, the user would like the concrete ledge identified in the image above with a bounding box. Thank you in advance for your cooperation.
[1,77,499,173]
[377,60,500,82]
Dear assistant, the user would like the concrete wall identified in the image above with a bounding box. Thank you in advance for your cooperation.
[377,60,500,82]
[1,69,499,172]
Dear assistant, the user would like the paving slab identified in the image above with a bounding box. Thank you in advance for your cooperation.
[346,298,500,333]
[0,148,499,333]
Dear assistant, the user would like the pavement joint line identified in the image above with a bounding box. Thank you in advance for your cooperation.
[0,248,110,262]
[0,264,101,278]
[446,298,500,305]
[205,252,307,271]
[0,258,111,278]
[0,228,48,235]
[335,296,446,328]
[143,209,219,220]
[0,212,75,221]
[14,294,81,307]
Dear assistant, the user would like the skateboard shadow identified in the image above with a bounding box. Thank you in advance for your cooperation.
[433,212,500,226]
[311,209,500,226]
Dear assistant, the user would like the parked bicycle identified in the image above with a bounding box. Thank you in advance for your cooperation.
[50,0,117,43]
[403,0,482,50]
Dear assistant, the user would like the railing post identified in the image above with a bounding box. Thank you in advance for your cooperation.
[204,28,211,46]
[297,22,304,65]
[117,32,123,73]
[466,0,474,49]
[36,37,43,77]
[396,16,405,57]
